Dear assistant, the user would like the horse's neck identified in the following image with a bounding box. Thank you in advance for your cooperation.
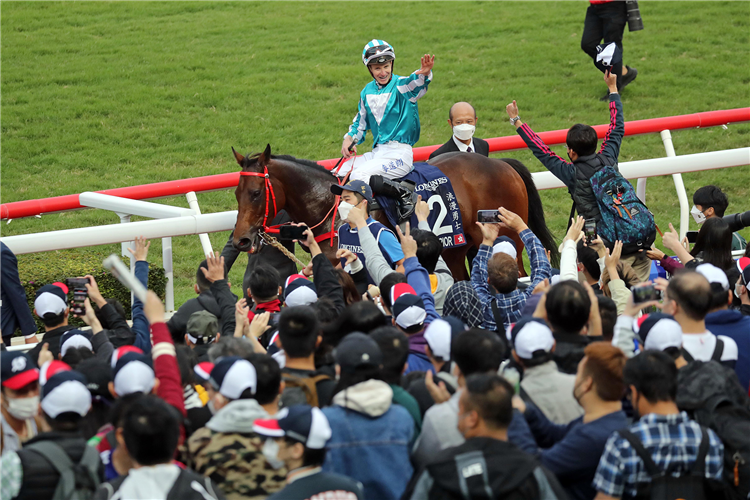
[275,162,337,229]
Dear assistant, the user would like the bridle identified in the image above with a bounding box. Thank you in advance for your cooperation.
[238,160,352,246]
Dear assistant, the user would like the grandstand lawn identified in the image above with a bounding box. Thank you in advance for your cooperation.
[2,1,749,310]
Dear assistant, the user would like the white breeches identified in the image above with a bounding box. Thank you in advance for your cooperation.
[338,142,414,184]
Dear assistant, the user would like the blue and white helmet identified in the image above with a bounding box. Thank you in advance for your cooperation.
[362,39,395,66]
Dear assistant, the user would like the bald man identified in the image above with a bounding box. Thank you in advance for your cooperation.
[428,102,490,160]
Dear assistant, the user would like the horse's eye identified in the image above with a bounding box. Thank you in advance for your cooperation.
[251,190,261,198]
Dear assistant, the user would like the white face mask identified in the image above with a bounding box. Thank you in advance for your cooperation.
[691,205,706,225]
[735,282,745,299]
[262,439,285,470]
[453,124,476,141]
[5,396,40,421]
[338,201,355,221]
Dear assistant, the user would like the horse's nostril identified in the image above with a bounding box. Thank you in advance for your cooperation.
[236,238,252,250]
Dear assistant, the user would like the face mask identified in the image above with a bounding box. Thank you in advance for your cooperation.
[207,399,216,415]
[735,282,745,299]
[338,201,355,221]
[5,396,40,421]
[453,124,476,141]
[262,439,285,470]
[572,379,587,406]
[690,205,706,225]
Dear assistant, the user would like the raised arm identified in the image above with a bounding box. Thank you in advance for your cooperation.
[470,220,502,331]
[298,226,346,314]
[396,54,434,102]
[507,100,577,190]
[398,224,439,325]
[202,252,237,339]
[599,71,624,163]
[128,237,152,353]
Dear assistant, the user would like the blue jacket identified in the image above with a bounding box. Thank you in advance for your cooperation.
[0,242,37,339]
[520,403,629,500]
[323,381,414,500]
[706,309,750,391]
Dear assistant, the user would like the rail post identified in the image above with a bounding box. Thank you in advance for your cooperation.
[660,130,690,240]
[186,192,214,256]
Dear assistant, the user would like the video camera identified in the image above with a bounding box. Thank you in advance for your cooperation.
[724,211,750,233]
[625,0,644,32]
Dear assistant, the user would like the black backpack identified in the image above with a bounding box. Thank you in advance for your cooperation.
[676,361,750,500]
[618,427,727,500]
[681,338,724,363]
[24,441,101,500]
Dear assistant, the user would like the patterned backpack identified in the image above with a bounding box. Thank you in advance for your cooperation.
[589,163,656,254]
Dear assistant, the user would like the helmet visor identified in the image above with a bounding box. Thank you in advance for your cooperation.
[364,45,394,65]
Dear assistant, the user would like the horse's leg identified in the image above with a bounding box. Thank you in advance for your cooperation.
[442,245,470,281]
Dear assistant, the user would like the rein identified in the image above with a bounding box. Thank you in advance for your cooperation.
[238,156,354,249]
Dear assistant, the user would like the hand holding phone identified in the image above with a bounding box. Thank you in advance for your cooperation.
[584,219,598,245]
[279,225,309,241]
[66,277,90,316]
[632,283,661,304]
[477,210,500,224]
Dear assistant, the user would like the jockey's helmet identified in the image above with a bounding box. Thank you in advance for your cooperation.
[362,40,395,66]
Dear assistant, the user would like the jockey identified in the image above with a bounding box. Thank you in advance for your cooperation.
[339,39,435,223]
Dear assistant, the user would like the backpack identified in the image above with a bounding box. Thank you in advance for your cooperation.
[25,441,100,500]
[676,361,750,500]
[589,162,656,254]
[573,155,656,255]
[280,372,332,408]
[96,467,224,500]
[618,427,727,500]
[681,338,724,364]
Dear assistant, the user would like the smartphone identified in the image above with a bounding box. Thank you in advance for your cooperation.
[584,219,598,244]
[632,283,661,304]
[477,210,500,224]
[279,225,308,241]
[66,277,90,315]
[686,230,699,244]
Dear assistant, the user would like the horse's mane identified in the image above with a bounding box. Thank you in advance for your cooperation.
[246,152,334,177]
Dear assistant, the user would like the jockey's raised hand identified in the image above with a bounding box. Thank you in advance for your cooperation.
[415,54,435,76]
[341,135,357,159]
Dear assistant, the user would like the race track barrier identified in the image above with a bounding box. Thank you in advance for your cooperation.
[2,107,748,221]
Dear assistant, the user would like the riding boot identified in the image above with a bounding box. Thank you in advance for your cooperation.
[369,175,418,223]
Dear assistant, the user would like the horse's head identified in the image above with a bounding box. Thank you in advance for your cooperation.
[232,144,275,253]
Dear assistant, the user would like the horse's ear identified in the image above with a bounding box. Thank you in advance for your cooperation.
[232,147,245,166]
[257,144,272,167]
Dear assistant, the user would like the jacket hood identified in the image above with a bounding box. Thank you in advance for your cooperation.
[332,379,393,417]
[118,463,182,500]
[706,309,746,325]
[428,437,539,496]
[207,398,270,433]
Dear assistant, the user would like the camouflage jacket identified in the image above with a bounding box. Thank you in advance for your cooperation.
[187,426,287,500]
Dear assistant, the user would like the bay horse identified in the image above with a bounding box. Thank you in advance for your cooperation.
[231,144,557,280]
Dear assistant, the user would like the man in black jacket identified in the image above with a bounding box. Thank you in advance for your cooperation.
[404,373,567,500]
[167,257,237,344]
[428,102,490,160]
[1,369,104,500]
[506,71,650,283]
[28,284,77,364]
[0,242,37,345]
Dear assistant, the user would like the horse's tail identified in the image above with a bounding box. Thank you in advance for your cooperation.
[500,158,559,267]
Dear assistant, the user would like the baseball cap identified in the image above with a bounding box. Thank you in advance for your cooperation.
[334,332,383,374]
[40,360,72,385]
[111,345,145,369]
[186,310,220,345]
[391,283,426,330]
[330,180,374,204]
[75,358,113,399]
[510,317,555,360]
[696,263,729,291]
[736,256,750,275]
[634,313,683,351]
[60,329,94,357]
[34,283,69,317]
[594,42,623,73]
[209,356,257,400]
[113,352,155,396]
[492,236,517,260]
[194,362,214,384]
[1,352,39,390]
[253,405,332,449]
[41,370,92,419]
[284,277,318,308]
[424,318,465,361]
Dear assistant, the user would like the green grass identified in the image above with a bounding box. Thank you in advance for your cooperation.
[2,1,749,309]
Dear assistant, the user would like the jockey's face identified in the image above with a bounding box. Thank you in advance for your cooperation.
[368,61,393,85]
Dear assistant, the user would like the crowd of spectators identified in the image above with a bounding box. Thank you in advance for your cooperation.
[1,85,748,500]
